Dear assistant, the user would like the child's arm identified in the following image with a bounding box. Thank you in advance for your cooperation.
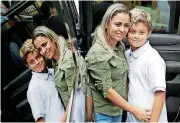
[150,91,166,122]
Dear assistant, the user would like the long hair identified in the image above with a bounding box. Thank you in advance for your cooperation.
[93,3,130,59]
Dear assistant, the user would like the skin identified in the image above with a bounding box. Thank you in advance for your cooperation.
[128,22,150,51]
[26,51,46,72]
[33,36,59,60]
[107,13,130,46]
[150,91,166,122]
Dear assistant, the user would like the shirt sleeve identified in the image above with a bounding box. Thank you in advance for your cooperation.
[147,62,166,93]
[27,91,46,121]
[86,56,113,98]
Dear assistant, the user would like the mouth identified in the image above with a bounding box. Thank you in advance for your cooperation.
[117,33,124,37]
[46,50,51,58]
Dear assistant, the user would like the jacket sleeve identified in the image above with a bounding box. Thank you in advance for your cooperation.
[86,53,113,98]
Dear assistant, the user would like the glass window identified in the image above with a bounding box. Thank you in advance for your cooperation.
[120,1,170,33]
[92,0,180,34]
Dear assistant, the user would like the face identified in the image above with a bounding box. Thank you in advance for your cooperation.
[107,13,130,43]
[128,22,149,51]
[34,36,57,59]
[26,52,46,72]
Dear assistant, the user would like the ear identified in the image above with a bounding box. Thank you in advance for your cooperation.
[147,31,152,38]
[26,64,29,68]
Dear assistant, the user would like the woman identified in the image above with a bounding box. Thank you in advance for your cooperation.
[85,3,150,122]
[32,26,90,121]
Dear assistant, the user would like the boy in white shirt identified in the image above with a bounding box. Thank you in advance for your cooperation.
[20,39,67,122]
[125,8,168,122]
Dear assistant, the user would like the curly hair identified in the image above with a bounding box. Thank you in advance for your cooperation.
[130,8,152,32]
[20,39,37,64]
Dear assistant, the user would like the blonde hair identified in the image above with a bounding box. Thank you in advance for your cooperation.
[20,39,37,58]
[130,8,152,32]
[32,26,60,49]
[93,3,130,59]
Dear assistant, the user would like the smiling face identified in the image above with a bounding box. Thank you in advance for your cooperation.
[128,22,149,51]
[107,13,130,44]
[33,36,57,59]
[26,51,46,72]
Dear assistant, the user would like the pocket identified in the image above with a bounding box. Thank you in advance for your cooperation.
[109,58,124,80]
[109,59,123,68]
[55,70,68,91]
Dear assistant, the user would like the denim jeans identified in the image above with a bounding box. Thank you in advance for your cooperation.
[96,113,122,122]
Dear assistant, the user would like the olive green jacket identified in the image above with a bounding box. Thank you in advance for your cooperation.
[53,37,89,108]
[85,37,128,116]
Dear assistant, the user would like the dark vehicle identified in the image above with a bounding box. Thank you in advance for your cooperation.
[1,0,180,122]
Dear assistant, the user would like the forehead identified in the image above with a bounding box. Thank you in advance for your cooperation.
[26,52,39,61]
[34,36,49,47]
[130,22,148,30]
[111,13,130,23]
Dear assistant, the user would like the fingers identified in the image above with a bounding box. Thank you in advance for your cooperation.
[145,108,151,112]
[141,114,151,122]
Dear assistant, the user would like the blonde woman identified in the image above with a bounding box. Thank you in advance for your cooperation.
[32,26,90,121]
[85,3,151,122]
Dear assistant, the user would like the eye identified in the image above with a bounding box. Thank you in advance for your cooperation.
[29,60,35,65]
[115,23,121,27]
[140,31,145,34]
[42,42,47,47]
[124,24,129,28]
[36,54,41,59]
[129,30,135,34]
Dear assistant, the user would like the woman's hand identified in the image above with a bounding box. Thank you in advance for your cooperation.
[132,107,151,122]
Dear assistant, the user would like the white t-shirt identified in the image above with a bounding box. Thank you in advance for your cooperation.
[27,68,65,122]
[125,41,168,122]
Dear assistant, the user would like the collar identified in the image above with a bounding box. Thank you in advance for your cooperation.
[32,68,54,81]
[111,41,121,51]
[130,41,151,59]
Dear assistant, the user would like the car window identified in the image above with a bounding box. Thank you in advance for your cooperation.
[92,0,180,34]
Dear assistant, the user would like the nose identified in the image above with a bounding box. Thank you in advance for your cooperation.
[119,26,125,32]
[134,33,139,39]
[41,47,47,55]
[34,59,39,65]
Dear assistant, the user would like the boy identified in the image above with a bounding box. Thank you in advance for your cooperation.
[125,8,168,122]
[20,39,67,122]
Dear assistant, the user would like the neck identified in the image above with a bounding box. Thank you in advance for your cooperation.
[131,46,137,52]
[108,38,118,47]
[53,44,60,61]
[53,52,59,61]
[41,67,48,73]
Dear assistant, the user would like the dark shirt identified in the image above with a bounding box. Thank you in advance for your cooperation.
[48,15,68,39]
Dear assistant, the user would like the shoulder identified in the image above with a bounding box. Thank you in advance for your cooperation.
[85,42,112,63]
[145,47,165,67]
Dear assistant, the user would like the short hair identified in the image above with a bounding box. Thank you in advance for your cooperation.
[20,39,37,64]
[130,8,152,32]
[41,1,55,19]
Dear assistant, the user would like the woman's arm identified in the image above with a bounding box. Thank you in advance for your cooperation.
[107,88,151,122]
[86,96,93,121]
